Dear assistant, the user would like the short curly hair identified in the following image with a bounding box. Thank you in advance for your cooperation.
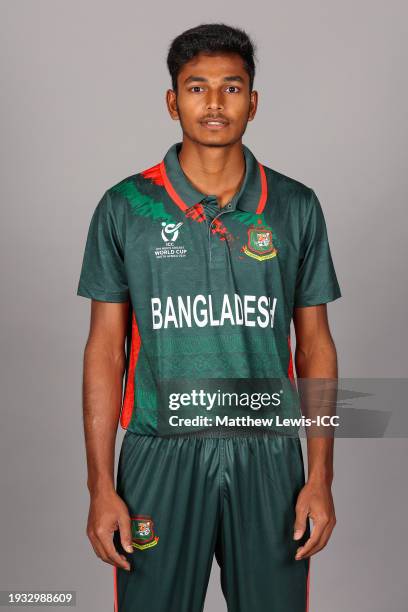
[166,23,257,93]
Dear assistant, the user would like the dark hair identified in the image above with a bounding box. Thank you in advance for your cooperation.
[166,23,257,92]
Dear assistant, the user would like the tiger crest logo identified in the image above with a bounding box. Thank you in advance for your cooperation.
[131,515,159,550]
[242,225,278,261]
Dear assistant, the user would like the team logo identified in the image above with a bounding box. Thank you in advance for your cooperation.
[131,515,159,550]
[161,221,183,242]
[242,226,277,261]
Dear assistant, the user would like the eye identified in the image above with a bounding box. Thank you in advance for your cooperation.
[190,86,205,93]
[226,86,240,93]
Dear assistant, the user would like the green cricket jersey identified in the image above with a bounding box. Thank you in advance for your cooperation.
[77,142,341,436]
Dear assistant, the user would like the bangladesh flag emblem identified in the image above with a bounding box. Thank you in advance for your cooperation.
[131,516,159,550]
[243,226,277,261]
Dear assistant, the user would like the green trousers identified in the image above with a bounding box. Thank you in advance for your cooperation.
[113,431,310,612]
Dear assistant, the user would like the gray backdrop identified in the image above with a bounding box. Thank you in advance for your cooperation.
[1,0,407,610]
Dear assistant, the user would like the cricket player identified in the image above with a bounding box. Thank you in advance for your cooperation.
[77,22,341,612]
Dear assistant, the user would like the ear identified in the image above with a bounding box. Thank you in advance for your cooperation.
[166,89,179,120]
[248,90,258,121]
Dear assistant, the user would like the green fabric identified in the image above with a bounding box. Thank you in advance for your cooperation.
[77,142,341,436]
[113,431,310,612]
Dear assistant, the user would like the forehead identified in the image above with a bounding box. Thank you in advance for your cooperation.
[177,52,248,83]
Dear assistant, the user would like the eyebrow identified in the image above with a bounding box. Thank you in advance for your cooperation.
[183,75,245,85]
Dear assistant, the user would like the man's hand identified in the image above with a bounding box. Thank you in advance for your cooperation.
[86,488,134,571]
[293,479,336,560]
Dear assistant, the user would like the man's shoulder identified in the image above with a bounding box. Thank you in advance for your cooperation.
[105,159,165,200]
[261,162,313,201]
[98,159,169,223]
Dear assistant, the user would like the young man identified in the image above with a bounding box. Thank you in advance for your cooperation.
[77,23,341,612]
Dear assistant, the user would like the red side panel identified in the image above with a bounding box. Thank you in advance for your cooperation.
[120,310,141,429]
[287,334,295,382]
[306,559,311,612]
[113,566,118,612]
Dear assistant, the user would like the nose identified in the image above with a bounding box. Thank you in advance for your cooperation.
[206,90,224,110]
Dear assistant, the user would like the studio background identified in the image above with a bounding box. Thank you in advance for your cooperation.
[1,1,407,611]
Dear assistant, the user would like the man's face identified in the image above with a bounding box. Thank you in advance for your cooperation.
[166,52,258,147]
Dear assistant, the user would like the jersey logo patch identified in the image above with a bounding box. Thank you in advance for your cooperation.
[242,226,278,261]
[155,222,187,259]
[161,221,183,242]
[130,516,159,550]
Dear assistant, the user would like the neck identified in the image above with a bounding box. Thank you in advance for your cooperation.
[177,138,245,207]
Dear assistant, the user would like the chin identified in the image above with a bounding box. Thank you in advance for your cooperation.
[193,132,238,148]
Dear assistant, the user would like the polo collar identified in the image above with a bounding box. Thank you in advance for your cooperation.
[159,142,267,215]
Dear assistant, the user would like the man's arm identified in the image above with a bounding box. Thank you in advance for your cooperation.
[291,303,338,560]
[81,299,133,570]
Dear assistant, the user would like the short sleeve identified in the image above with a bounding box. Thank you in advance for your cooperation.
[294,189,342,307]
[76,190,129,302]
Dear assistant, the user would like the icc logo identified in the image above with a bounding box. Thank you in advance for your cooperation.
[161,221,183,242]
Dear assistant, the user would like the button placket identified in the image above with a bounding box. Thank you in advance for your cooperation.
[208,205,232,265]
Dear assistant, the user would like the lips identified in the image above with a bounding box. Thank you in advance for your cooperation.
[200,118,229,129]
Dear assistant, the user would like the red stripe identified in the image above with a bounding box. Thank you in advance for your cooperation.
[113,566,118,612]
[159,160,189,211]
[120,310,141,429]
[305,559,311,612]
[255,163,268,214]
